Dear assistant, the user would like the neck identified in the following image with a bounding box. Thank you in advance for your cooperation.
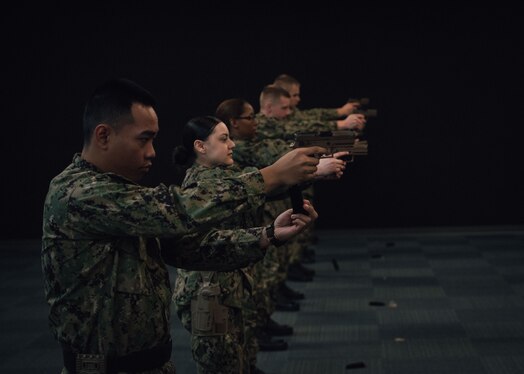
[195,158,213,168]
[230,130,246,141]
[81,147,103,170]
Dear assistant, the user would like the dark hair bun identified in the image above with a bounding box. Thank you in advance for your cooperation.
[172,145,191,166]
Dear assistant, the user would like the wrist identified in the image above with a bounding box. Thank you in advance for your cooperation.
[260,166,280,193]
[265,221,286,247]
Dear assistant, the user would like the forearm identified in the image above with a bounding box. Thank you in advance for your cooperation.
[302,107,342,121]
[162,227,266,271]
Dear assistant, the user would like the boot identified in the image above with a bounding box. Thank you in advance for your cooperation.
[279,282,305,300]
[263,317,294,336]
[256,330,288,351]
[300,249,316,264]
[287,262,314,282]
[274,290,300,311]
[250,365,266,374]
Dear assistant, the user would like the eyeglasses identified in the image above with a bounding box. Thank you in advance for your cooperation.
[235,114,256,120]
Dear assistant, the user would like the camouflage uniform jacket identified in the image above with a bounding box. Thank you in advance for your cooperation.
[173,164,264,325]
[289,107,342,122]
[232,137,291,169]
[41,154,266,357]
[255,113,337,141]
[253,114,289,141]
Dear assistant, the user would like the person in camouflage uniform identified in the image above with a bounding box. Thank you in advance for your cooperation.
[266,77,369,261]
[41,79,324,374]
[254,86,358,280]
[255,84,366,141]
[216,98,348,364]
[170,116,318,374]
[272,73,361,122]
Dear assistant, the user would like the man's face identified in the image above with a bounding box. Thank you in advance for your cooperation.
[270,96,292,119]
[287,83,301,109]
[106,103,158,182]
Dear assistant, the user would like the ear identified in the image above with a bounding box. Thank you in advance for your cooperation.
[93,124,112,150]
[194,139,206,154]
[264,102,272,115]
[230,118,240,129]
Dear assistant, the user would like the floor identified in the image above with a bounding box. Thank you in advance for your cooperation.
[1,225,524,373]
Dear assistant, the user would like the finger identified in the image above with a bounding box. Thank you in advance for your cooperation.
[305,158,320,167]
[303,165,318,174]
[333,151,350,159]
[303,146,327,156]
[303,204,319,219]
[291,215,311,226]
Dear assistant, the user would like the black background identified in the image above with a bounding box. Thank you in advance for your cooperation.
[2,5,523,239]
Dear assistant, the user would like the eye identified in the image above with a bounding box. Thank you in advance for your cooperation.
[138,137,153,145]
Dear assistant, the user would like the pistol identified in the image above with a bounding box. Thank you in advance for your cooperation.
[288,130,368,214]
[354,108,378,118]
[290,130,368,158]
[347,97,378,118]
[347,97,370,106]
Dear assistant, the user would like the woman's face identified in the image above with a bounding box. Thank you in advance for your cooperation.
[197,122,235,167]
[234,103,258,140]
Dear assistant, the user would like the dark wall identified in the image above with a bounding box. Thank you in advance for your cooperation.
[2,6,523,238]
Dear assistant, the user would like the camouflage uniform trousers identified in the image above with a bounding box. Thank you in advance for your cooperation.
[189,307,247,374]
[242,255,283,368]
[62,361,176,374]
[241,285,260,369]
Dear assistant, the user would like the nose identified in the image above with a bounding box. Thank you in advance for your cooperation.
[146,142,156,159]
[229,139,235,149]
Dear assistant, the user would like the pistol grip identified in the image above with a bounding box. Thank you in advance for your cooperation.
[289,185,308,215]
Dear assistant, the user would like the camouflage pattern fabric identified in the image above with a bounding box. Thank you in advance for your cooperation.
[42,154,266,360]
[172,163,263,373]
[189,307,244,374]
[254,113,337,141]
[231,137,291,168]
[232,137,297,349]
[232,136,295,267]
[288,107,342,122]
[233,137,296,277]
[252,114,289,141]
[251,116,328,259]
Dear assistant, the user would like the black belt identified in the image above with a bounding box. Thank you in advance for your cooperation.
[62,339,172,373]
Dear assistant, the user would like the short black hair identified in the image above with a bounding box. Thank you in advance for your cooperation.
[82,78,156,145]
